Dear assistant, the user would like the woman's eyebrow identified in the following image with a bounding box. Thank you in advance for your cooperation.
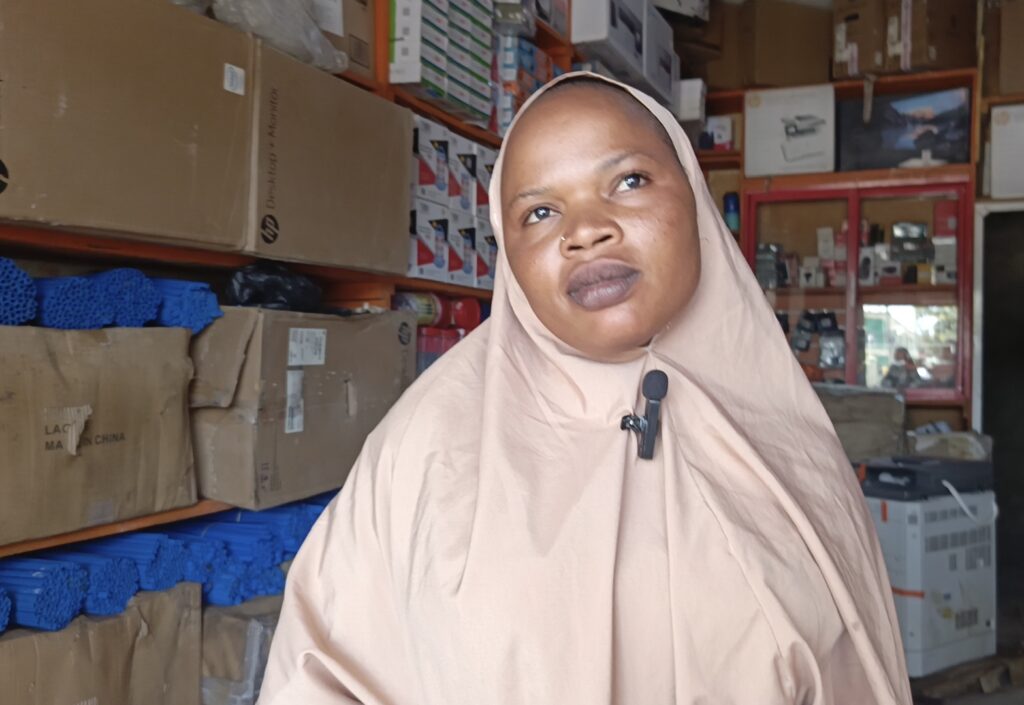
[510,185,552,205]
[508,151,654,205]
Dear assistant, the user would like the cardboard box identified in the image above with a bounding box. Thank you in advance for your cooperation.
[449,134,478,215]
[833,0,888,78]
[744,85,836,177]
[991,104,1024,199]
[933,236,957,267]
[837,88,970,171]
[817,227,836,259]
[884,0,976,73]
[655,0,709,20]
[475,144,497,221]
[412,116,450,205]
[740,0,832,87]
[249,42,413,273]
[0,584,201,705]
[0,327,195,545]
[191,309,416,510]
[704,0,743,90]
[318,0,377,79]
[997,0,1024,96]
[706,115,734,151]
[814,384,906,462]
[409,216,452,278]
[448,210,478,286]
[202,596,283,705]
[475,217,498,290]
[0,1,412,273]
[0,0,252,251]
[642,2,676,103]
[191,307,262,409]
[571,0,646,83]
[672,78,707,123]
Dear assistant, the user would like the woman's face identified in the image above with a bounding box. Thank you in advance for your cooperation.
[500,83,701,362]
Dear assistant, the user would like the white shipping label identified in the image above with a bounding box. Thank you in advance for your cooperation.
[312,0,345,36]
[288,328,327,366]
[223,64,246,95]
[285,370,305,434]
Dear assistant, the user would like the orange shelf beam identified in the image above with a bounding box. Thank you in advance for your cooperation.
[697,150,742,170]
[392,87,502,147]
[982,93,1024,110]
[706,89,744,116]
[832,67,977,101]
[0,500,233,559]
[744,164,972,194]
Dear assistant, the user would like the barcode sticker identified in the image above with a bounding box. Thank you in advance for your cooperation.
[285,370,304,434]
[288,328,327,366]
[223,64,246,96]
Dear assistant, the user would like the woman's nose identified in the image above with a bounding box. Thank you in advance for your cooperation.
[560,213,624,255]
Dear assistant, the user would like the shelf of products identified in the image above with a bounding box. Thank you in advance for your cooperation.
[0,500,232,559]
[392,87,503,148]
[744,164,974,194]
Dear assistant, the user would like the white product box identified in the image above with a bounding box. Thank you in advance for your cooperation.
[571,0,645,83]
[448,210,477,286]
[817,227,835,259]
[799,256,825,288]
[991,105,1024,199]
[672,78,705,123]
[858,248,879,286]
[706,115,733,150]
[642,2,675,104]
[449,23,493,66]
[409,198,450,281]
[390,0,448,90]
[412,116,450,205]
[474,216,497,289]
[423,0,449,32]
[933,236,957,268]
[450,0,493,28]
[652,0,708,21]
[745,85,836,177]
[445,76,490,121]
[866,491,997,677]
[474,144,497,221]
[449,134,477,215]
[932,264,957,285]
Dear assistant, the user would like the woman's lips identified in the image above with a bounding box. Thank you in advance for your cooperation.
[566,260,641,311]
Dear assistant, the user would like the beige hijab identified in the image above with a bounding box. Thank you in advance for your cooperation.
[258,74,911,705]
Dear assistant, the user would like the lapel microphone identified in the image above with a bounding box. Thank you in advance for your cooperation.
[620,370,669,460]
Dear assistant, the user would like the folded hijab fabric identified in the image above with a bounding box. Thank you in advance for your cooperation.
[258,74,912,705]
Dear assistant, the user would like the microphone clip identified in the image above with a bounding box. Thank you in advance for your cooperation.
[620,370,668,461]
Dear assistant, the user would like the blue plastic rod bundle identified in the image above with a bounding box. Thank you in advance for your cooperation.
[163,532,229,586]
[0,257,37,325]
[88,268,161,327]
[241,563,286,600]
[42,550,140,616]
[34,276,114,329]
[152,278,223,334]
[171,521,285,570]
[220,507,316,557]
[205,569,246,607]
[79,534,186,591]
[0,557,87,630]
[0,587,11,633]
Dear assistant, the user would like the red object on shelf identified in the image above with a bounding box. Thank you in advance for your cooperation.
[450,297,482,331]
[933,199,959,238]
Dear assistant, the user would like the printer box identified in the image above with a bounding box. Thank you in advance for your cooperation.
[744,85,836,177]
[571,0,646,83]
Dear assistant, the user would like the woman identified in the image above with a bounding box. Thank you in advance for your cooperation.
[258,75,911,704]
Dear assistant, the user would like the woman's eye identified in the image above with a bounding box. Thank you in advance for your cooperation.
[525,206,554,225]
[616,172,648,192]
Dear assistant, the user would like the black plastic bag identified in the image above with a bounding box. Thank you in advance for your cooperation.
[225,262,322,312]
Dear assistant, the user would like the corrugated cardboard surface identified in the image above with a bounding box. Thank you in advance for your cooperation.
[191,307,260,408]
[833,0,888,78]
[814,384,907,462]
[740,0,832,87]
[323,0,377,79]
[703,0,743,89]
[0,0,252,250]
[998,0,1024,95]
[202,596,283,705]
[0,584,201,705]
[0,327,196,545]
[192,309,416,509]
[883,0,976,73]
[249,43,412,273]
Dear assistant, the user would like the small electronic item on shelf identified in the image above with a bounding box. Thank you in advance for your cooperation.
[891,221,934,263]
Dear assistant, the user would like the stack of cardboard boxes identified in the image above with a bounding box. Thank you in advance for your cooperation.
[987,2,1024,199]
[409,116,498,289]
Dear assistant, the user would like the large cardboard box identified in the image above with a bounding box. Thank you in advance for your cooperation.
[744,85,836,177]
[318,0,377,79]
[703,0,742,89]
[0,584,201,705]
[833,0,888,78]
[0,0,412,274]
[202,596,283,705]
[814,384,907,462]
[883,0,976,73]
[0,327,196,546]
[191,309,416,509]
[740,0,832,87]
[249,42,412,273]
[0,0,252,251]
[988,0,1024,96]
